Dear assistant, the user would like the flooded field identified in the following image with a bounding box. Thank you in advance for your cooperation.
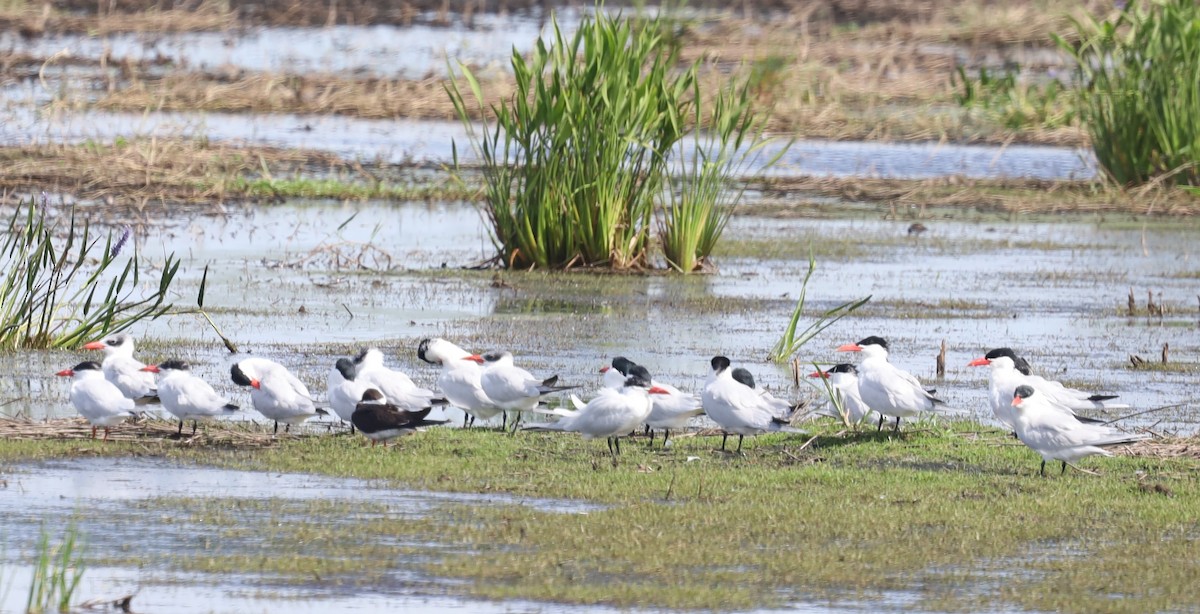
[3,200,1195,431]
[1,1,1198,611]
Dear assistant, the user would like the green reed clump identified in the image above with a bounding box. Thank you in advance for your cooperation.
[448,6,775,271]
[951,64,1076,131]
[1055,0,1200,186]
[0,200,179,350]
[25,526,84,614]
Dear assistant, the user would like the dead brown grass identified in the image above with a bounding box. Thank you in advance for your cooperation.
[1126,436,1200,460]
[746,176,1200,216]
[0,140,342,206]
[91,73,511,122]
[0,416,288,448]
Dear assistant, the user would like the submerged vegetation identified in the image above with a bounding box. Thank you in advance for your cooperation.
[0,202,178,350]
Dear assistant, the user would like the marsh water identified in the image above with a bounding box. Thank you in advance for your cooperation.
[1,8,1198,613]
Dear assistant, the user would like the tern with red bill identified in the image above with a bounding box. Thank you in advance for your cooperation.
[702,356,806,454]
[837,336,947,432]
[418,338,503,428]
[231,358,327,434]
[598,357,703,448]
[82,333,158,404]
[1010,385,1149,476]
[142,360,239,436]
[969,348,1127,431]
[351,388,448,447]
[524,365,669,457]
[464,351,577,430]
[807,363,877,425]
[56,361,138,440]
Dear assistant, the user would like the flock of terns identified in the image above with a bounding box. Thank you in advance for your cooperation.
[55,333,1149,475]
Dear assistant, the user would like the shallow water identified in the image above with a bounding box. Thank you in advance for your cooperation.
[0,457,606,613]
[0,11,573,79]
[0,104,1096,180]
[5,200,1196,433]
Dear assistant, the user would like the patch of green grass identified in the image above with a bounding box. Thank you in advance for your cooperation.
[224,178,474,201]
[2,423,1195,612]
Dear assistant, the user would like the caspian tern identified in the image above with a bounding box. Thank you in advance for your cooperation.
[351,388,448,447]
[327,357,368,432]
[726,366,799,417]
[969,348,1128,431]
[465,351,577,430]
[807,363,878,425]
[1010,385,1149,476]
[141,360,239,436]
[353,348,444,412]
[56,361,137,440]
[83,333,158,403]
[837,336,947,432]
[702,356,806,454]
[599,357,703,448]
[230,358,327,434]
[418,338,503,428]
[524,366,669,457]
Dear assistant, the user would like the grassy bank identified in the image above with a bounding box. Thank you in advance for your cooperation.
[1,422,1195,611]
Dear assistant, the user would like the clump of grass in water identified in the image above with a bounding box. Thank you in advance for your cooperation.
[26,526,84,614]
[0,198,180,350]
[447,4,777,271]
[1055,0,1200,187]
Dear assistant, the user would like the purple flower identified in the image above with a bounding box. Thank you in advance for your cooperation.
[111,225,132,258]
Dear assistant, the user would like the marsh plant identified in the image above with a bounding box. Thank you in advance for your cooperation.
[447,6,777,272]
[768,255,870,363]
[25,526,85,614]
[1056,0,1200,186]
[0,200,179,350]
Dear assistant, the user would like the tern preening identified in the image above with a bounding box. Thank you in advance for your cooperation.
[231,358,327,434]
[808,363,877,425]
[418,338,504,428]
[141,360,239,436]
[351,388,448,447]
[702,356,805,454]
[327,357,368,432]
[57,361,138,440]
[1010,385,1149,476]
[465,351,577,430]
[353,348,445,412]
[969,348,1127,431]
[524,365,668,457]
[83,333,158,404]
[599,357,703,448]
[837,336,947,432]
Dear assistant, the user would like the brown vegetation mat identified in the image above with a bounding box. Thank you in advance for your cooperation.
[1124,437,1200,460]
[749,177,1200,216]
[0,141,348,206]
[5,1,1114,144]
[0,416,299,448]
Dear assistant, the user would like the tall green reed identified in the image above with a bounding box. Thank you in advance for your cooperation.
[25,526,84,614]
[768,255,870,363]
[0,199,179,350]
[660,76,782,273]
[1055,0,1200,186]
